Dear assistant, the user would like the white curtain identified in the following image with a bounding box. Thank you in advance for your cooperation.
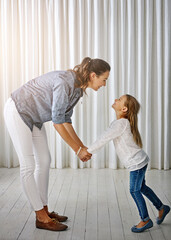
[0,0,170,169]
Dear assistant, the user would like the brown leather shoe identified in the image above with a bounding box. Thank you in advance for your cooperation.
[36,218,68,231]
[49,211,68,222]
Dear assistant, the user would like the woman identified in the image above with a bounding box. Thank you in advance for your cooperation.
[4,57,110,231]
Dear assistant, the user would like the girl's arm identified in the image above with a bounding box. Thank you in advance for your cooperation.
[88,119,126,154]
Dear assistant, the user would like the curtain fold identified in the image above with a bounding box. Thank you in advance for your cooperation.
[0,0,170,169]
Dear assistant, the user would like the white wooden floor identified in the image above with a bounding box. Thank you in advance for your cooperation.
[0,168,171,240]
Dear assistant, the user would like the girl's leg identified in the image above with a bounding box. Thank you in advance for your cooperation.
[141,179,163,210]
[141,175,170,223]
[130,165,150,223]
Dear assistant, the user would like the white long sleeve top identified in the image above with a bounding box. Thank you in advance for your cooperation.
[88,118,149,171]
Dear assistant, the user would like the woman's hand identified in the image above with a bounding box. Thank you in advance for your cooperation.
[78,147,92,162]
[54,123,92,162]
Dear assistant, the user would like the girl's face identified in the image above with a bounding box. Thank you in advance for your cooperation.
[112,95,127,112]
[88,71,110,91]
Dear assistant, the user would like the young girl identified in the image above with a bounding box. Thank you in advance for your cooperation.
[88,94,170,233]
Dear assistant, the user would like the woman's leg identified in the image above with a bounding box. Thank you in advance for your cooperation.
[130,165,150,224]
[4,99,45,210]
[32,125,51,208]
[4,99,68,230]
[32,125,68,222]
[4,99,51,221]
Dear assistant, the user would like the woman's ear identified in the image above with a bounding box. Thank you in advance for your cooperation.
[122,106,128,112]
[89,72,96,80]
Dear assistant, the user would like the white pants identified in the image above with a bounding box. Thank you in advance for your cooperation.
[4,98,51,211]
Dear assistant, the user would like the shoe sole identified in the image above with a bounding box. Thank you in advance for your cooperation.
[36,225,68,231]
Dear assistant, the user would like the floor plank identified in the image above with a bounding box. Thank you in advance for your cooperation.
[0,168,170,240]
[85,169,98,240]
[106,170,125,240]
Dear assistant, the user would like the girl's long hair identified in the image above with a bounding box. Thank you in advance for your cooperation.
[124,94,143,148]
[69,57,110,91]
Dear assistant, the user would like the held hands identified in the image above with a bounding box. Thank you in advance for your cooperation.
[77,147,92,162]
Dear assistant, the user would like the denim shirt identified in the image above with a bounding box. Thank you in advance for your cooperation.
[11,71,83,131]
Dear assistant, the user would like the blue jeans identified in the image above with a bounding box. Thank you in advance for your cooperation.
[130,164,163,221]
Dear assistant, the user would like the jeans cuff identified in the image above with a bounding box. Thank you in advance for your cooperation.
[142,216,150,222]
[158,204,164,210]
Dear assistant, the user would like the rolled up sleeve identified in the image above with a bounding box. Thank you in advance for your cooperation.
[52,82,70,124]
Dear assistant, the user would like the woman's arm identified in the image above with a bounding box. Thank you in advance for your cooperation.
[63,123,85,148]
[53,123,92,161]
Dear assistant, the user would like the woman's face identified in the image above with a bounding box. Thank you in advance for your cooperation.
[88,71,110,91]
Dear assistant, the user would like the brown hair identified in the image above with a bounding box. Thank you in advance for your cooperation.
[124,94,143,148]
[70,57,110,91]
